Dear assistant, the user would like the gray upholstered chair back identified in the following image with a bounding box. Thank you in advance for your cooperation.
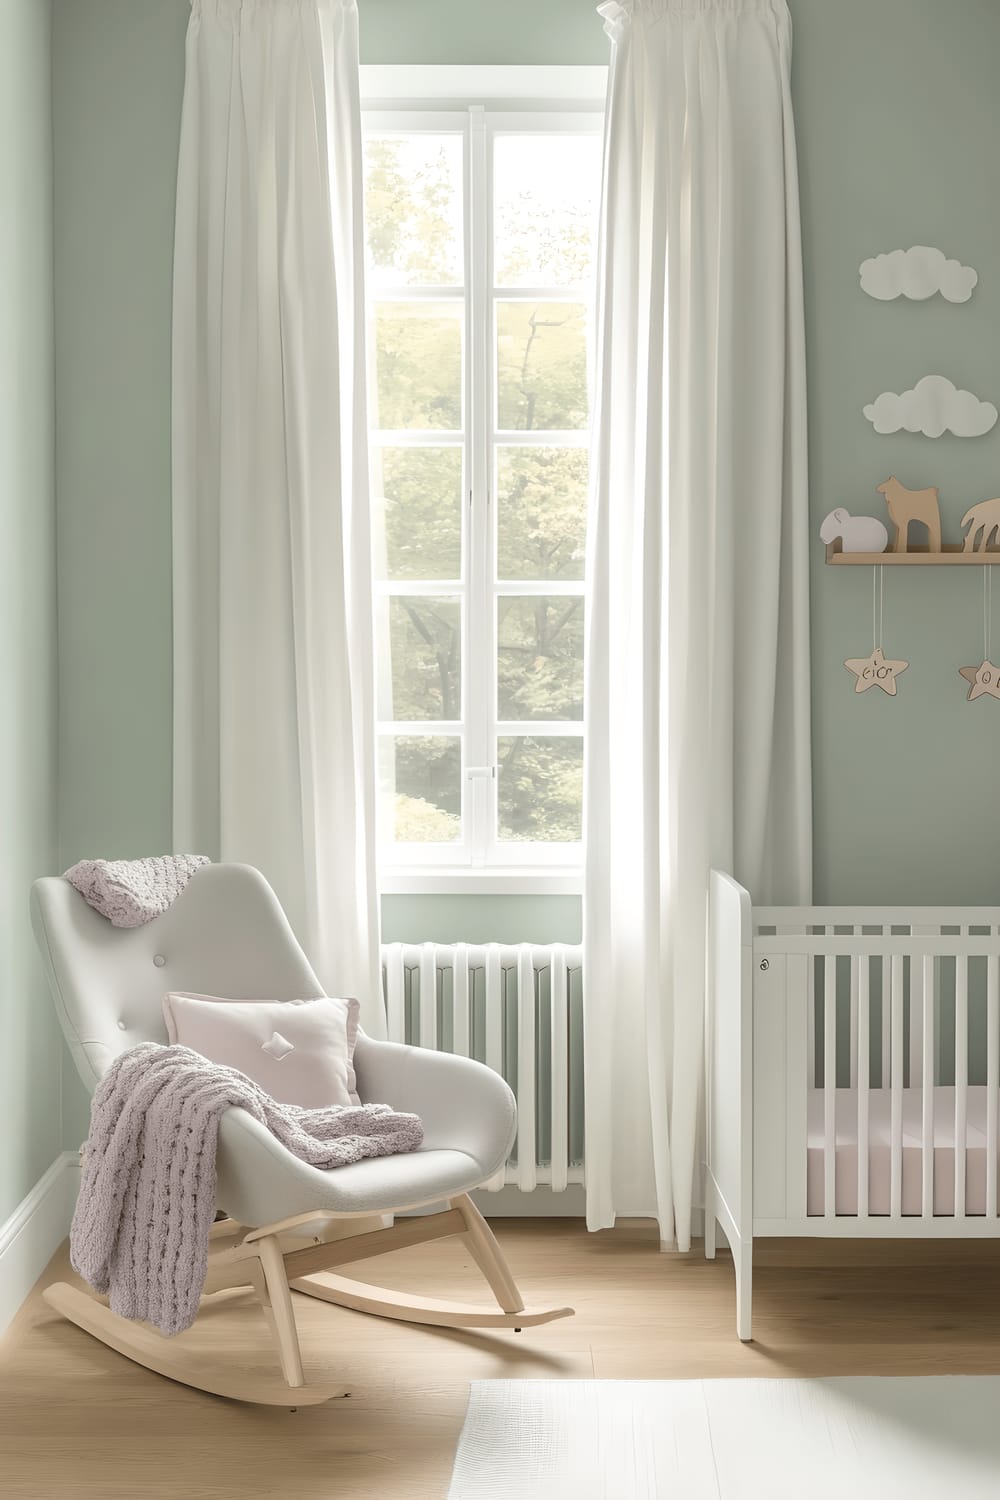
[31,864,322,1094]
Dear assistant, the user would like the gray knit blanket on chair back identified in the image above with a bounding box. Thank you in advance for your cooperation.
[70,1042,423,1336]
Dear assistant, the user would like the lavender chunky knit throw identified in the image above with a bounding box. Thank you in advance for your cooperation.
[63,854,210,927]
[71,1043,424,1336]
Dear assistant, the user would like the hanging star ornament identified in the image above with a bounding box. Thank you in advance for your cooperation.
[844,646,909,695]
[959,659,1000,702]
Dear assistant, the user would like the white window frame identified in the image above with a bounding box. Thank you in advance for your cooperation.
[363,68,605,896]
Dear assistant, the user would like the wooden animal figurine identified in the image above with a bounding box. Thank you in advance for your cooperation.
[819,507,889,554]
[876,476,942,553]
[961,495,1000,552]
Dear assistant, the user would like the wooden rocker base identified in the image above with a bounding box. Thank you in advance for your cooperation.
[42,1193,574,1406]
[290,1272,574,1330]
[42,1282,347,1406]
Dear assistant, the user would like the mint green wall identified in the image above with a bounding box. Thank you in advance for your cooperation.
[361,0,605,64]
[53,0,188,1145]
[53,0,183,869]
[0,0,62,1220]
[796,0,1000,904]
[50,0,1000,1036]
[382,895,581,945]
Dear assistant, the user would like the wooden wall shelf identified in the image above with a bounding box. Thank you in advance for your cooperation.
[826,542,1000,566]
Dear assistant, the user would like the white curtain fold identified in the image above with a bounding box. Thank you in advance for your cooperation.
[584,0,811,1245]
[172,0,384,1035]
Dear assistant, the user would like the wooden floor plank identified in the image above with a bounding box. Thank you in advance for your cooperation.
[2,1222,1000,1498]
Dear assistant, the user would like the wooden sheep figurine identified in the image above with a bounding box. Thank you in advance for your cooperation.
[819,507,889,554]
[876,476,942,553]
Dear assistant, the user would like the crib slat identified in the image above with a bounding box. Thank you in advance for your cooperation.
[988,953,999,1220]
[803,930,821,1086]
[890,955,904,1219]
[881,953,891,1088]
[921,955,935,1220]
[824,956,836,1218]
[857,957,870,1219]
[807,935,818,1089]
[785,954,809,1220]
[909,925,933,1088]
[849,938,859,1088]
[954,954,968,1219]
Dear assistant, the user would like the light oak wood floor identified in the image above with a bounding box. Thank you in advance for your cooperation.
[4,1222,1000,1499]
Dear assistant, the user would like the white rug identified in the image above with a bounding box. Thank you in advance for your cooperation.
[447,1378,1000,1499]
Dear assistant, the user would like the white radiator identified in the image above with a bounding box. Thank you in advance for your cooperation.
[380,942,585,1192]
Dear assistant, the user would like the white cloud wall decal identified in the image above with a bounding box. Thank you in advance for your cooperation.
[863,374,998,438]
[859,245,978,303]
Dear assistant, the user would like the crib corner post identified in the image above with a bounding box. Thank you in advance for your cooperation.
[735,1239,753,1341]
[704,1174,717,1260]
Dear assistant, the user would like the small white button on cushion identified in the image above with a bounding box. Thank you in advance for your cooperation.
[117,1020,127,1030]
[261,1030,295,1061]
[153,954,166,967]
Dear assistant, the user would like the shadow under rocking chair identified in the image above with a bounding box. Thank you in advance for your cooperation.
[30,863,573,1405]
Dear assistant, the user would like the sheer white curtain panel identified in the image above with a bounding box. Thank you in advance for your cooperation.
[584,0,812,1246]
[172,0,384,1033]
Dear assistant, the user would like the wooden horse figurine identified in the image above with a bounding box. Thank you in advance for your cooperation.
[876,476,942,553]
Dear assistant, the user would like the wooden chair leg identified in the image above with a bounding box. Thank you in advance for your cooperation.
[255,1234,305,1388]
[452,1194,524,1314]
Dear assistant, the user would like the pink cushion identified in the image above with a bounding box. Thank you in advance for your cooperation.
[161,992,361,1108]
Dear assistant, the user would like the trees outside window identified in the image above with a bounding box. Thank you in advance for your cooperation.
[364,113,601,869]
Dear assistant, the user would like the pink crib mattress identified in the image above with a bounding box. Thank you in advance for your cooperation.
[806,1086,999,1217]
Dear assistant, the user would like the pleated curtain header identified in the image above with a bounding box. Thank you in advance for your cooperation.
[599,0,791,38]
[189,0,356,19]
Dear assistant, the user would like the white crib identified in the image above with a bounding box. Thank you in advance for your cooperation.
[705,869,1000,1340]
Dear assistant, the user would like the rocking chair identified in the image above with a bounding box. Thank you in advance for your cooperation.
[31,863,572,1405]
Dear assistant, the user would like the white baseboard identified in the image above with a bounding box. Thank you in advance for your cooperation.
[0,1152,80,1340]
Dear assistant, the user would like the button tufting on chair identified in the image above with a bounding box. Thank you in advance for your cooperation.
[153,954,166,967]
[117,1020,127,1030]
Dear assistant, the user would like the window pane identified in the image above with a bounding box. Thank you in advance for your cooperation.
[379,736,461,843]
[364,134,463,287]
[379,596,461,721]
[496,302,588,431]
[497,736,583,843]
[494,134,601,288]
[497,448,587,581]
[497,596,584,721]
[373,447,463,581]
[373,302,462,430]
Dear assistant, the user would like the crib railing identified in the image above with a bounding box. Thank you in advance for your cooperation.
[753,915,1000,1226]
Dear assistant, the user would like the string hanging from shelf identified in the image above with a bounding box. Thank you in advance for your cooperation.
[958,569,1000,701]
[843,565,909,695]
